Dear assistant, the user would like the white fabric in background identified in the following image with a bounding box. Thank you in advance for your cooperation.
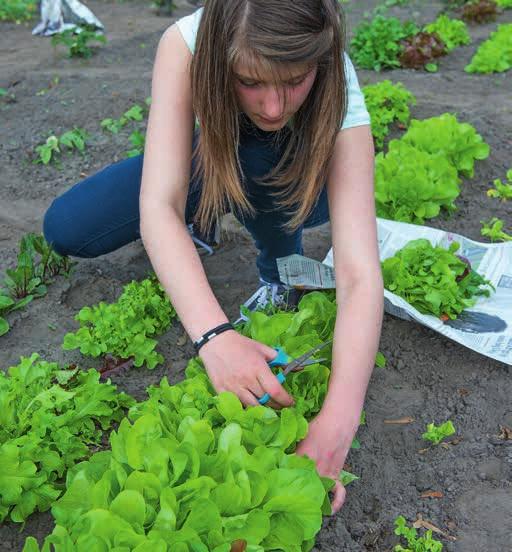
[32,0,104,37]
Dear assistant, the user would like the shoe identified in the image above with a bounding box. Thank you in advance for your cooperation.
[187,221,220,256]
[235,279,307,324]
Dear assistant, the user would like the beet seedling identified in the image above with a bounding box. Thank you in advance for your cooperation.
[51,25,107,58]
[125,130,145,157]
[101,104,145,134]
[35,128,89,165]
[0,234,75,335]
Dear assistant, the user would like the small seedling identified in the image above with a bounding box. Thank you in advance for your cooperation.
[394,516,443,551]
[35,128,89,165]
[35,135,60,165]
[51,25,107,58]
[481,217,512,242]
[487,169,512,201]
[101,103,146,134]
[125,130,146,157]
[0,233,75,335]
[59,127,88,153]
[0,87,16,103]
[422,421,456,445]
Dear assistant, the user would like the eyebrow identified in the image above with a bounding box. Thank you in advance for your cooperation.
[234,69,312,83]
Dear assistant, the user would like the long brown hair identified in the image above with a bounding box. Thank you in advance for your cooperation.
[190,0,347,235]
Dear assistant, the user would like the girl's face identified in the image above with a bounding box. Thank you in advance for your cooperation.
[233,60,318,131]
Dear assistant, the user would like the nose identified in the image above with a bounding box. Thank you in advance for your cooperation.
[261,86,285,120]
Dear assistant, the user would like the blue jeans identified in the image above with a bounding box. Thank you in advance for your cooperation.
[43,118,330,283]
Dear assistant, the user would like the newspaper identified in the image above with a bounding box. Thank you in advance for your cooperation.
[277,218,512,366]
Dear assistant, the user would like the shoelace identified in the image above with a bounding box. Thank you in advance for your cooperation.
[187,223,215,256]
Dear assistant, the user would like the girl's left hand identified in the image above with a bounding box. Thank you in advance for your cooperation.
[294,410,353,514]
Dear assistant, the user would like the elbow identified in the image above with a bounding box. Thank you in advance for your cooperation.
[336,264,383,302]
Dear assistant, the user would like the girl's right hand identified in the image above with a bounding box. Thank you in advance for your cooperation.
[199,330,295,409]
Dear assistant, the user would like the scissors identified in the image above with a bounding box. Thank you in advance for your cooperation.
[258,340,332,405]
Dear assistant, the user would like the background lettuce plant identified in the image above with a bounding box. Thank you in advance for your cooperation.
[465,23,512,73]
[399,113,490,178]
[362,80,416,149]
[424,14,471,51]
[350,15,419,70]
[375,141,461,224]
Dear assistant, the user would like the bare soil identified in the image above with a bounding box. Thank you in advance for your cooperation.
[1,1,511,551]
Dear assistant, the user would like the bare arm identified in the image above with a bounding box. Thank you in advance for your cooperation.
[139,26,293,409]
[295,124,383,513]
[140,25,229,341]
[323,124,383,428]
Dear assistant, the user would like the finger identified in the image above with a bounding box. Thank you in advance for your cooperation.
[238,388,260,408]
[257,368,294,408]
[247,381,281,410]
[247,380,266,402]
[256,341,279,362]
[330,481,347,515]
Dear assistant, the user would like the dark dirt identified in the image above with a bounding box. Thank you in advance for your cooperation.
[1,0,511,550]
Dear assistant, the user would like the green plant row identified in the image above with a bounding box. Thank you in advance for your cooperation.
[350,13,471,72]
[0,233,74,336]
[62,276,177,370]
[374,113,490,224]
[24,291,379,551]
[0,0,37,22]
[0,353,134,523]
[465,23,512,74]
[35,99,151,166]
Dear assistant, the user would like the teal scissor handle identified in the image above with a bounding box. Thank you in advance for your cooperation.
[259,347,290,405]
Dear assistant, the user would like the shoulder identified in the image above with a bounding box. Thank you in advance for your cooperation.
[174,7,204,54]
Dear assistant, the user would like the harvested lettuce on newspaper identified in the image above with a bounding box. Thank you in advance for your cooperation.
[277,218,512,366]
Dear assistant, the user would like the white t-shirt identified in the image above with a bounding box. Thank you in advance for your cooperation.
[175,8,371,131]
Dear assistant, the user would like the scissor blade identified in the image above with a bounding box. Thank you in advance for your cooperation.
[286,357,327,371]
[282,340,332,376]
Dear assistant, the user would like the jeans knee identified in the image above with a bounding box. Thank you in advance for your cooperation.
[43,199,89,258]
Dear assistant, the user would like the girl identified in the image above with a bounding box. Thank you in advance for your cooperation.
[43,0,384,514]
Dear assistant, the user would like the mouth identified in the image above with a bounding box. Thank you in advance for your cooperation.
[259,115,284,124]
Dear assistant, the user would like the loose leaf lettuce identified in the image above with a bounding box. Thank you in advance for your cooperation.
[382,239,494,319]
[465,23,512,73]
[62,276,177,369]
[0,354,134,522]
[375,141,461,224]
[399,113,490,178]
[362,80,416,149]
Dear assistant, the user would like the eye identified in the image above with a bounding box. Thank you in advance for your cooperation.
[285,78,306,87]
[238,79,260,88]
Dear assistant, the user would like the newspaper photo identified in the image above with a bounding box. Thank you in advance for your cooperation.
[277,218,512,366]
